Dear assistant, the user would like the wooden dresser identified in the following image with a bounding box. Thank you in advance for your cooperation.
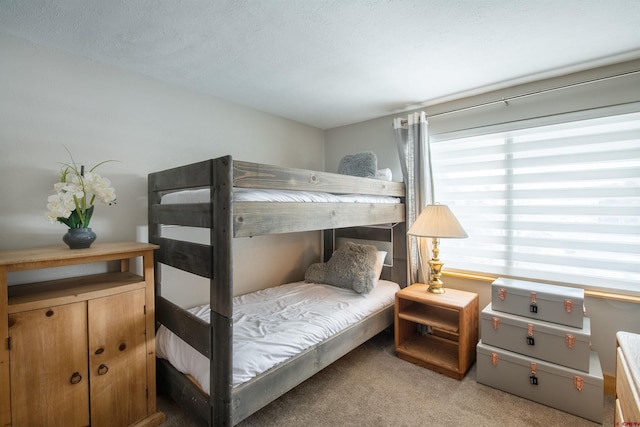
[0,242,164,427]
[616,331,640,425]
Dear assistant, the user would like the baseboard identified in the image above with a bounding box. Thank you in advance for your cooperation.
[604,374,615,396]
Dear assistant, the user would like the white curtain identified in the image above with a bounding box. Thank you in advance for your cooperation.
[393,111,434,284]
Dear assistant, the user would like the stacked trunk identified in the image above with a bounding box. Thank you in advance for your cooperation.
[476,278,603,423]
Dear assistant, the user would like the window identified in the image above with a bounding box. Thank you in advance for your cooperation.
[431,111,640,295]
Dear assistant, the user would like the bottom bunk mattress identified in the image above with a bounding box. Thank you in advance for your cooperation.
[156,279,400,393]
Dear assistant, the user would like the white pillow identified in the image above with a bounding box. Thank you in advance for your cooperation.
[374,251,387,281]
[375,168,392,181]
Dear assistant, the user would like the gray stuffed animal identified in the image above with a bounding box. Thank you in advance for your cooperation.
[305,242,378,294]
[337,151,377,178]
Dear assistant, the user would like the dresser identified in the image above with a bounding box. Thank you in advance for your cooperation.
[616,331,640,425]
[0,242,164,427]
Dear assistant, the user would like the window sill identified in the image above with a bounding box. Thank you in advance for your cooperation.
[442,270,640,304]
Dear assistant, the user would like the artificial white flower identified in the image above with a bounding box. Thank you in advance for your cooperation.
[46,152,117,229]
[46,194,75,222]
[85,172,117,204]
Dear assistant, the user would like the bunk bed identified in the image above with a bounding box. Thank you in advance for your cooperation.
[148,155,407,426]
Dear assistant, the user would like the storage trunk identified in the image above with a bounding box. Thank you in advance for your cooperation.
[480,303,591,372]
[491,278,585,328]
[477,341,603,423]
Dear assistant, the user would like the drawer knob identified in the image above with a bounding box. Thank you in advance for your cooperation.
[564,299,574,313]
[492,317,500,330]
[490,353,499,366]
[565,334,576,349]
[70,372,82,384]
[97,364,109,375]
[529,362,538,385]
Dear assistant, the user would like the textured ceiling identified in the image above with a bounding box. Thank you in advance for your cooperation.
[1,0,640,129]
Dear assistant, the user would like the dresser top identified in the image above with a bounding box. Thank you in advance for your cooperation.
[617,331,640,393]
[0,242,158,271]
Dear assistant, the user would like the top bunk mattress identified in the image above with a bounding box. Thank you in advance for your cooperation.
[161,187,401,204]
[156,279,399,392]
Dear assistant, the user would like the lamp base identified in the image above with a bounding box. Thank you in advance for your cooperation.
[427,284,445,294]
[427,238,445,294]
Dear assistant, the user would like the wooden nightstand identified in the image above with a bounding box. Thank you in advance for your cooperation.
[395,284,479,380]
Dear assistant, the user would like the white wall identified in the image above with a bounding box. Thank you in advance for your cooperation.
[325,116,403,181]
[0,34,324,297]
[325,59,640,377]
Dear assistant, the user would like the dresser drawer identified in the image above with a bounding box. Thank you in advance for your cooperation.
[614,398,623,425]
[477,341,603,423]
[480,303,591,371]
[491,278,585,328]
[616,346,640,422]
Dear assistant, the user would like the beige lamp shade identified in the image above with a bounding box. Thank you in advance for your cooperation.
[407,204,468,238]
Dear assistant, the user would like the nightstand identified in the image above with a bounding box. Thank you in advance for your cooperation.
[395,284,479,380]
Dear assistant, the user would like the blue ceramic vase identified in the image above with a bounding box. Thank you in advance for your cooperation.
[63,227,97,249]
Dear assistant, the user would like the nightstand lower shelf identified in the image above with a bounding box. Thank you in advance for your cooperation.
[396,333,460,376]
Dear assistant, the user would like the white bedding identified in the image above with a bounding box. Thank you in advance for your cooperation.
[156,280,399,392]
[161,187,401,204]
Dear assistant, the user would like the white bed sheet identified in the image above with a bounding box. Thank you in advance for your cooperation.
[156,280,399,392]
[161,187,400,204]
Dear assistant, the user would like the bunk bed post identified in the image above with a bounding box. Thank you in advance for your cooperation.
[211,156,234,426]
[322,229,334,262]
[392,221,408,288]
[147,175,163,298]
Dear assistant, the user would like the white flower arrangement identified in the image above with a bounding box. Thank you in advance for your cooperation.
[46,152,117,229]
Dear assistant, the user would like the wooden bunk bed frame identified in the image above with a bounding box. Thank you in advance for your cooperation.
[148,155,406,426]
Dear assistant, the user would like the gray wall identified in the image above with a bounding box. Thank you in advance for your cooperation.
[0,34,324,297]
[325,116,403,180]
[325,59,640,377]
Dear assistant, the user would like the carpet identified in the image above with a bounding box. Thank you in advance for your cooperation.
[157,331,614,426]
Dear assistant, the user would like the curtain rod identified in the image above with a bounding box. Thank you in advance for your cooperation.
[400,69,640,122]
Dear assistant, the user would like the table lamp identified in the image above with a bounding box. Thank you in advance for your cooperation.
[407,204,468,294]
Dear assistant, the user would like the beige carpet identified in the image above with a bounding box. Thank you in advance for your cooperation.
[157,331,614,426]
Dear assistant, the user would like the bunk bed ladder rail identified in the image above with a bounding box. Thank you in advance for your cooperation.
[148,156,235,426]
[231,160,406,238]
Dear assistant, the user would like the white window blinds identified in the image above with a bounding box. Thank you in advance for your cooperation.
[431,111,640,295]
